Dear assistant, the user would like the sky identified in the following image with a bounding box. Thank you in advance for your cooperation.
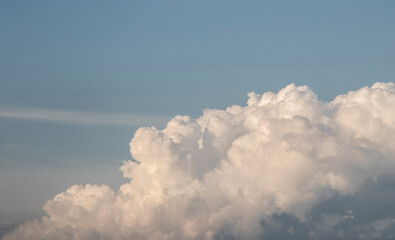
[1,1,395,239]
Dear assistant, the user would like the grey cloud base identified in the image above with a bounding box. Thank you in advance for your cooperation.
[3,83,395,240]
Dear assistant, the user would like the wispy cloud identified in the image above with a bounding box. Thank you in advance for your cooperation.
[0,222,12,225]
[0,106,170,127]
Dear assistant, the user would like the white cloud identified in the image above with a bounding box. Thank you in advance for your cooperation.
[3,82,395,240]
[0,107,170,127]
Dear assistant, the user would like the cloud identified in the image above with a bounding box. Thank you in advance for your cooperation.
[0,107,170,127]
[3,82,395,240]
[0,223,15,239]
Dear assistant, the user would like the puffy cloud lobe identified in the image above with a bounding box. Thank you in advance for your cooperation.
[4,82,395,240]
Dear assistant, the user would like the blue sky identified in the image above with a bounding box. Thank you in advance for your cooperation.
[1,0,395,232]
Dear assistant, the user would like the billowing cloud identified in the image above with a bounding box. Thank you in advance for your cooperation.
[3,83,395,240]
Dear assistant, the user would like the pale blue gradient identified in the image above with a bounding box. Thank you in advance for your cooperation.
[0,0,394,234]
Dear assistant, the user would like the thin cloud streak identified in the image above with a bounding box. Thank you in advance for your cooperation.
[0,106,170,127]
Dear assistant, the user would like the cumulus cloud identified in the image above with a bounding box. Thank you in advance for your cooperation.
[3,82,395,240]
